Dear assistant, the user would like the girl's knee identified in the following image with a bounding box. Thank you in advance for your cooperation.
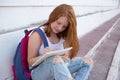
[83,57,94,66]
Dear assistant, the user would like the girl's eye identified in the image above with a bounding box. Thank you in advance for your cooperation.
[63,26,67,29]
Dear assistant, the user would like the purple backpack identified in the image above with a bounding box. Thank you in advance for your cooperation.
[12,28,48,80]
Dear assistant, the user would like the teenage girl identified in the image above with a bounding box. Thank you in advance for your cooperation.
[28,4,93,80]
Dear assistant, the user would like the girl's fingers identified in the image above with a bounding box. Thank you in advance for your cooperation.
[42,47,52,54]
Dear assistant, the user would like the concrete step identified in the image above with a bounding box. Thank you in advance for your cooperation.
[78,13,120,80]
[78,13,120,57]
[87,15,120,80]
[106,40,120,80]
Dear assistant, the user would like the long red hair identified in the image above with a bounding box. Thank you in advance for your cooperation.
[41,4,79,59]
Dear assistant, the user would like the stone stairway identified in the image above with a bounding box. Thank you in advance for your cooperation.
[78,13,120,80]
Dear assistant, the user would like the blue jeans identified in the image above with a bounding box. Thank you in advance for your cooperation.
[31,56,92,80]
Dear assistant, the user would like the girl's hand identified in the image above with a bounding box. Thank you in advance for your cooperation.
[42,47,53,54]
[61,53,69,61]
[61,55,69,61]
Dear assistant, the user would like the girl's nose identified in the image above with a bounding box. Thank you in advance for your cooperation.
[58,25,63,31]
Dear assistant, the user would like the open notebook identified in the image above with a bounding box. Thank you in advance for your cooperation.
[32,47,72,67]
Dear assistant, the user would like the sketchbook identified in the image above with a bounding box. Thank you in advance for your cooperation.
[32,47,72,67]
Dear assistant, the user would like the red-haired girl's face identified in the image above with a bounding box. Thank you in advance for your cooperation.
[50,16,69,34]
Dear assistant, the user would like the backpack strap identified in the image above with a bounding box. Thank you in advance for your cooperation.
[29,28,49,70]
[34,28,49,48]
